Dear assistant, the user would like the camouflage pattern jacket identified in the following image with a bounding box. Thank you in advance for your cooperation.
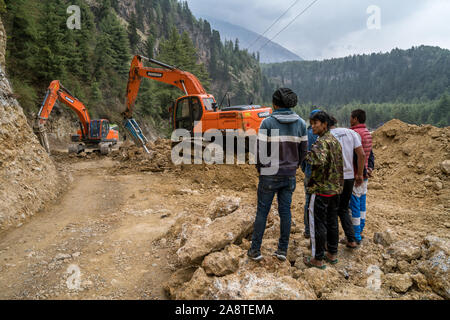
[306,130,344,195]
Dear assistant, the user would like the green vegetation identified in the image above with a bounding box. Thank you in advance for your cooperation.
[263,46,450,128]
[293,94,450,129]
[2,0,266,134]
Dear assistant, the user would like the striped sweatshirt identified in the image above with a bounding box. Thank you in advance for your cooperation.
[256,108,308,176]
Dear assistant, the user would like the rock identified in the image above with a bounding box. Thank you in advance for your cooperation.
[171,267,215,299]
[411,273,429,292]
[369,182,383,190]
[72,252,81,258]
[163,267,198,298]
[302,267,340,296]
[176,206,255,265]
[440,160,450,175]
[202,245,244,276]
[178,189,200,195]
[397,260,411,274]
[373,229,395,247]
[417,236,450,299]
[207,195,240,219]
[366,265,383,291]
[54,253,71,261]
[433,181,443,191]
[387,241,421,262]
[174,267,316,300]
[383,273,413,293]
[321,283,390,300]
[382,259,397,273]
[239,238,251,251]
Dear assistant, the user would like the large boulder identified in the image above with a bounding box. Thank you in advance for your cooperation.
[176,205,255,265]
[417,236,450,299]
[386,241,421,262]
[301,267,341,296]
[173,266,316,300]
[373,229,396,247]
[207,195,240,220]
[202,244,244,276]
[383,273,413,293]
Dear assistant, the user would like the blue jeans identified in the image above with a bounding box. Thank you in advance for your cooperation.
[250,175,296,252]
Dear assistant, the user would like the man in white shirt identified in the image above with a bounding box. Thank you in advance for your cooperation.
[330,117,365,249]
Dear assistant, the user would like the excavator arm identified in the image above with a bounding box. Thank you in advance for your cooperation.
[122,55,207,153]
[123,55,206,119]
[34,80,91,152]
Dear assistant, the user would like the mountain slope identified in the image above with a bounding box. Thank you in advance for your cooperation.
[262,46,450,105]
[2,0,272,136]
[203,15,302,64]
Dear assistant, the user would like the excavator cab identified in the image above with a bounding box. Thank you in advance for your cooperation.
[173,96,204,132]
[88,119,110,140]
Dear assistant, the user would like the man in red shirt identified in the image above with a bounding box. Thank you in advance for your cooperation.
[349,109,373,244]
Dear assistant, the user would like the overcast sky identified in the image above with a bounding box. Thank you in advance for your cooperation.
[185,0,450,60]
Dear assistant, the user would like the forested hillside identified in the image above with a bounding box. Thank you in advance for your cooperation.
[2,0,270,134]
[263,46,450,128]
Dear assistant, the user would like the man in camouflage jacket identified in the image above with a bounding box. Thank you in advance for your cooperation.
[304,111,344,269]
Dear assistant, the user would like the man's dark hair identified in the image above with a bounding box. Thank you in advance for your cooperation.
[310,111,332,128]
[272,88,298,108]
[351,109,366,124]
[330,116,338,127]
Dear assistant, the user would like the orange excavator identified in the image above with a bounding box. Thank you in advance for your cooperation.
[34,80,119,155]
[121,55,272,151]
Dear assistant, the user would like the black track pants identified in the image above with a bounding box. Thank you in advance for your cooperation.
[308,194,339,260]
[337,179,356,243]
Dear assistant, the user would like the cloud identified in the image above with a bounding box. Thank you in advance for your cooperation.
[186,0,450,60]
[320,0,450,59]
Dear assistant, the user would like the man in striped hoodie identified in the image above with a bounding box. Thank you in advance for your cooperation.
[349,109,373,244]
[248,88,308,262]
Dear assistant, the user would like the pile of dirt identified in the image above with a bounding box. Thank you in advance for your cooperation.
[112,138,174,173]
[161,195,448,300]
[112,139,259,191]
[0,16,62,232]
[371,119,449,207]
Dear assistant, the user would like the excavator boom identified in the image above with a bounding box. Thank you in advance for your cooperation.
[122,55,210,153]
[123,55,206,119]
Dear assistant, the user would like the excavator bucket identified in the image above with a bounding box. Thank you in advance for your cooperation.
[123,118,150,153]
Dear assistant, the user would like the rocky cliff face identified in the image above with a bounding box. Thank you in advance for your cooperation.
[0,16,60,231]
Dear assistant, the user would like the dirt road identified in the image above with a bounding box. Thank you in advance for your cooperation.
[0,158,184,299]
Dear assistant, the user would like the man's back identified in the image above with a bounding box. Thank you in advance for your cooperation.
[257,108,307,176]
[306,130,344,195]
[351,124,372,169]
[331,127,362,180]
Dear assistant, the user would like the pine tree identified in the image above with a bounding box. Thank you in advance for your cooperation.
[128,12,139,52]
